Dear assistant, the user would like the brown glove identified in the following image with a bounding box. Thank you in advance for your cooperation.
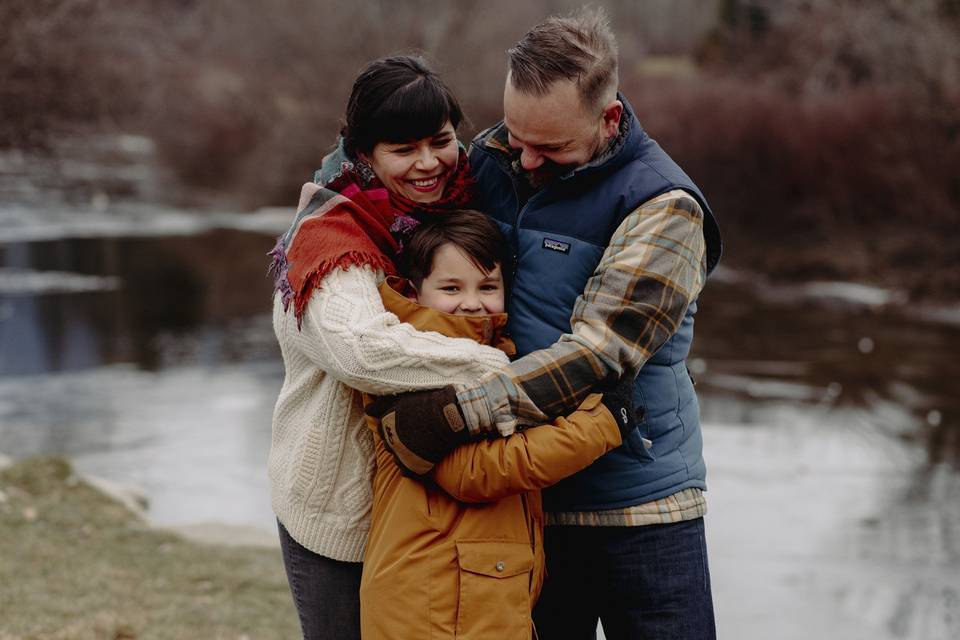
[364,386,473,476]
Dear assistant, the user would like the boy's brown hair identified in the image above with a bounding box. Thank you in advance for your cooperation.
[404,210,509,290]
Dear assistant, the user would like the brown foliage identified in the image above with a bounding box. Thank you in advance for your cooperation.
[2,0,958,295]
[0,0,715,205]
[670,0,960,295]
[632,75,960,295]
[700,0,960,99]
[0,0,185,147]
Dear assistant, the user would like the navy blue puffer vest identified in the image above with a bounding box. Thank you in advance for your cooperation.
[469,97,722,510]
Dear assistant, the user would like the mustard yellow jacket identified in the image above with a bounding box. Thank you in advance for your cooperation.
[360,278,622,640]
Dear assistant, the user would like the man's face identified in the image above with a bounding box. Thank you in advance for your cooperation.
[503,75,622,175]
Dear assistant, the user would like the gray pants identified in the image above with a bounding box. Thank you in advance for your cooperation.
[277,520,362,640]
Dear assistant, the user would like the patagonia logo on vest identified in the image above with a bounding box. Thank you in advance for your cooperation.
[542,238,571,254]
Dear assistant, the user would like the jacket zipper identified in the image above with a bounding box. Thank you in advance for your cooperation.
[473,141,545,270]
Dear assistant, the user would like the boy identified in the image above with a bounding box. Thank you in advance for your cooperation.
[360,210,635,640]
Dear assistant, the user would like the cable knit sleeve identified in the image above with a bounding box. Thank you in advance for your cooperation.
[277,265,511,396]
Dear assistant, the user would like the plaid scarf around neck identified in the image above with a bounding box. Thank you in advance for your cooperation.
[268,140,474,328]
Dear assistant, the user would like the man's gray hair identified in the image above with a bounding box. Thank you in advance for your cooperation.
[507,6,619,113]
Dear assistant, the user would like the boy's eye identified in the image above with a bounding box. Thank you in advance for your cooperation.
[481,284,500,291]
[440,286,460,292]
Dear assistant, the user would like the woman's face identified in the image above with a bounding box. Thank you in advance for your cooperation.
[365,122,459,203]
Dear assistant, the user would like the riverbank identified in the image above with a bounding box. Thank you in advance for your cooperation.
[0,456,298,639]
[2,404,957,640]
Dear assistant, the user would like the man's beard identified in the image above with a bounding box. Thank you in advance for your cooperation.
[524,128,609,188]
[525,158,571,188]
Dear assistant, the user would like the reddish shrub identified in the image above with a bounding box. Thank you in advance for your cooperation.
[628,74,960,296]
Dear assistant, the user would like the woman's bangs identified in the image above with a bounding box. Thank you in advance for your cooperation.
[374,79,454,144]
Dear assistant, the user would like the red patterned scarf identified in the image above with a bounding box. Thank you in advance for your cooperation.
[268,143,473,327]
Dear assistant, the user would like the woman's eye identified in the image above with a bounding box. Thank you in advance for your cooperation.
[391,146,414,154]
[432,137,453,148]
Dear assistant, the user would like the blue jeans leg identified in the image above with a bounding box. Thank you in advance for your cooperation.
[277,520,362,640]
[600,518,716,640]
[533,518,716,640]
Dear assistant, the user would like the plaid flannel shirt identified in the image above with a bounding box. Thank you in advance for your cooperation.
[455,188,708,435]
[545,487,706,526]
[455,188,709,526]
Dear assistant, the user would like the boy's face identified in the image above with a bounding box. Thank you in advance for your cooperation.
[414,243,505,316]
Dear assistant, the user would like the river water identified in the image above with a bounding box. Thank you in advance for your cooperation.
[1,191,958,638]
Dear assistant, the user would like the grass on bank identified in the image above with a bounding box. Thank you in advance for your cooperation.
[0,457,300,639]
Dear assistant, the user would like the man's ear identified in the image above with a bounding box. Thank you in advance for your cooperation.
[601,99,624,138]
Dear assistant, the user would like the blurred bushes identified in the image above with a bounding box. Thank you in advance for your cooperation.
[632,0,960,297]
[139,0,681,206]
[0,0,183,148]
[0,0,707,206]
[1,0,957,295]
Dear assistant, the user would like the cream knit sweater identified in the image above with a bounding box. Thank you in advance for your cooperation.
[269,265,510,562]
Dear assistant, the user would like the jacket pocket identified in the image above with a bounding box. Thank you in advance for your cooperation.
[455,541,534,640]
[623,387,656,463]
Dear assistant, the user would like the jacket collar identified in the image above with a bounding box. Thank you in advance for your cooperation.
[378,277,516,357]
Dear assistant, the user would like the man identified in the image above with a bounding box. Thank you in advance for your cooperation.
[371,8,722,639]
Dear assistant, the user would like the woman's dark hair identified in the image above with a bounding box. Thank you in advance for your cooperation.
[341,55,465,158]
[404,210,509,290]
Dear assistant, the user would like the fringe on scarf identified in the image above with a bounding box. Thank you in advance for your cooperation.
[267,237,294,310]
[268,237,396,329]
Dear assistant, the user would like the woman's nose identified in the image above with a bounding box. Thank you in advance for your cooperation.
[415,148,440,172]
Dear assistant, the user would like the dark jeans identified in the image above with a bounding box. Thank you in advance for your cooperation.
[532,518,716,640]
[277,520,362,640]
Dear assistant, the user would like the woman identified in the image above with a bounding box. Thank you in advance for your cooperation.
[267,56,510,640]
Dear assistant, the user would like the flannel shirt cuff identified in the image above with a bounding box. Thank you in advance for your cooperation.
[456,372,532,437]
[455,378,497,436]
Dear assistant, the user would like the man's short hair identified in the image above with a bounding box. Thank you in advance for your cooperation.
[507,6,619,113]
[404,210,509,289]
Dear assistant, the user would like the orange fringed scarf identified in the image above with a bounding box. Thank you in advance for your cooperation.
[268,142,474,327]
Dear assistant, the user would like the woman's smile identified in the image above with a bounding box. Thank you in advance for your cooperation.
[409,173,445,192]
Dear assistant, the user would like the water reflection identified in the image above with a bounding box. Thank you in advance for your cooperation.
[691,276,960,468]
[0,361,282,527]
[687,275,960,637]
[2,228,958,483]
[0,226,284,526]
[2,228,957,478]
[0,229,278,375]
